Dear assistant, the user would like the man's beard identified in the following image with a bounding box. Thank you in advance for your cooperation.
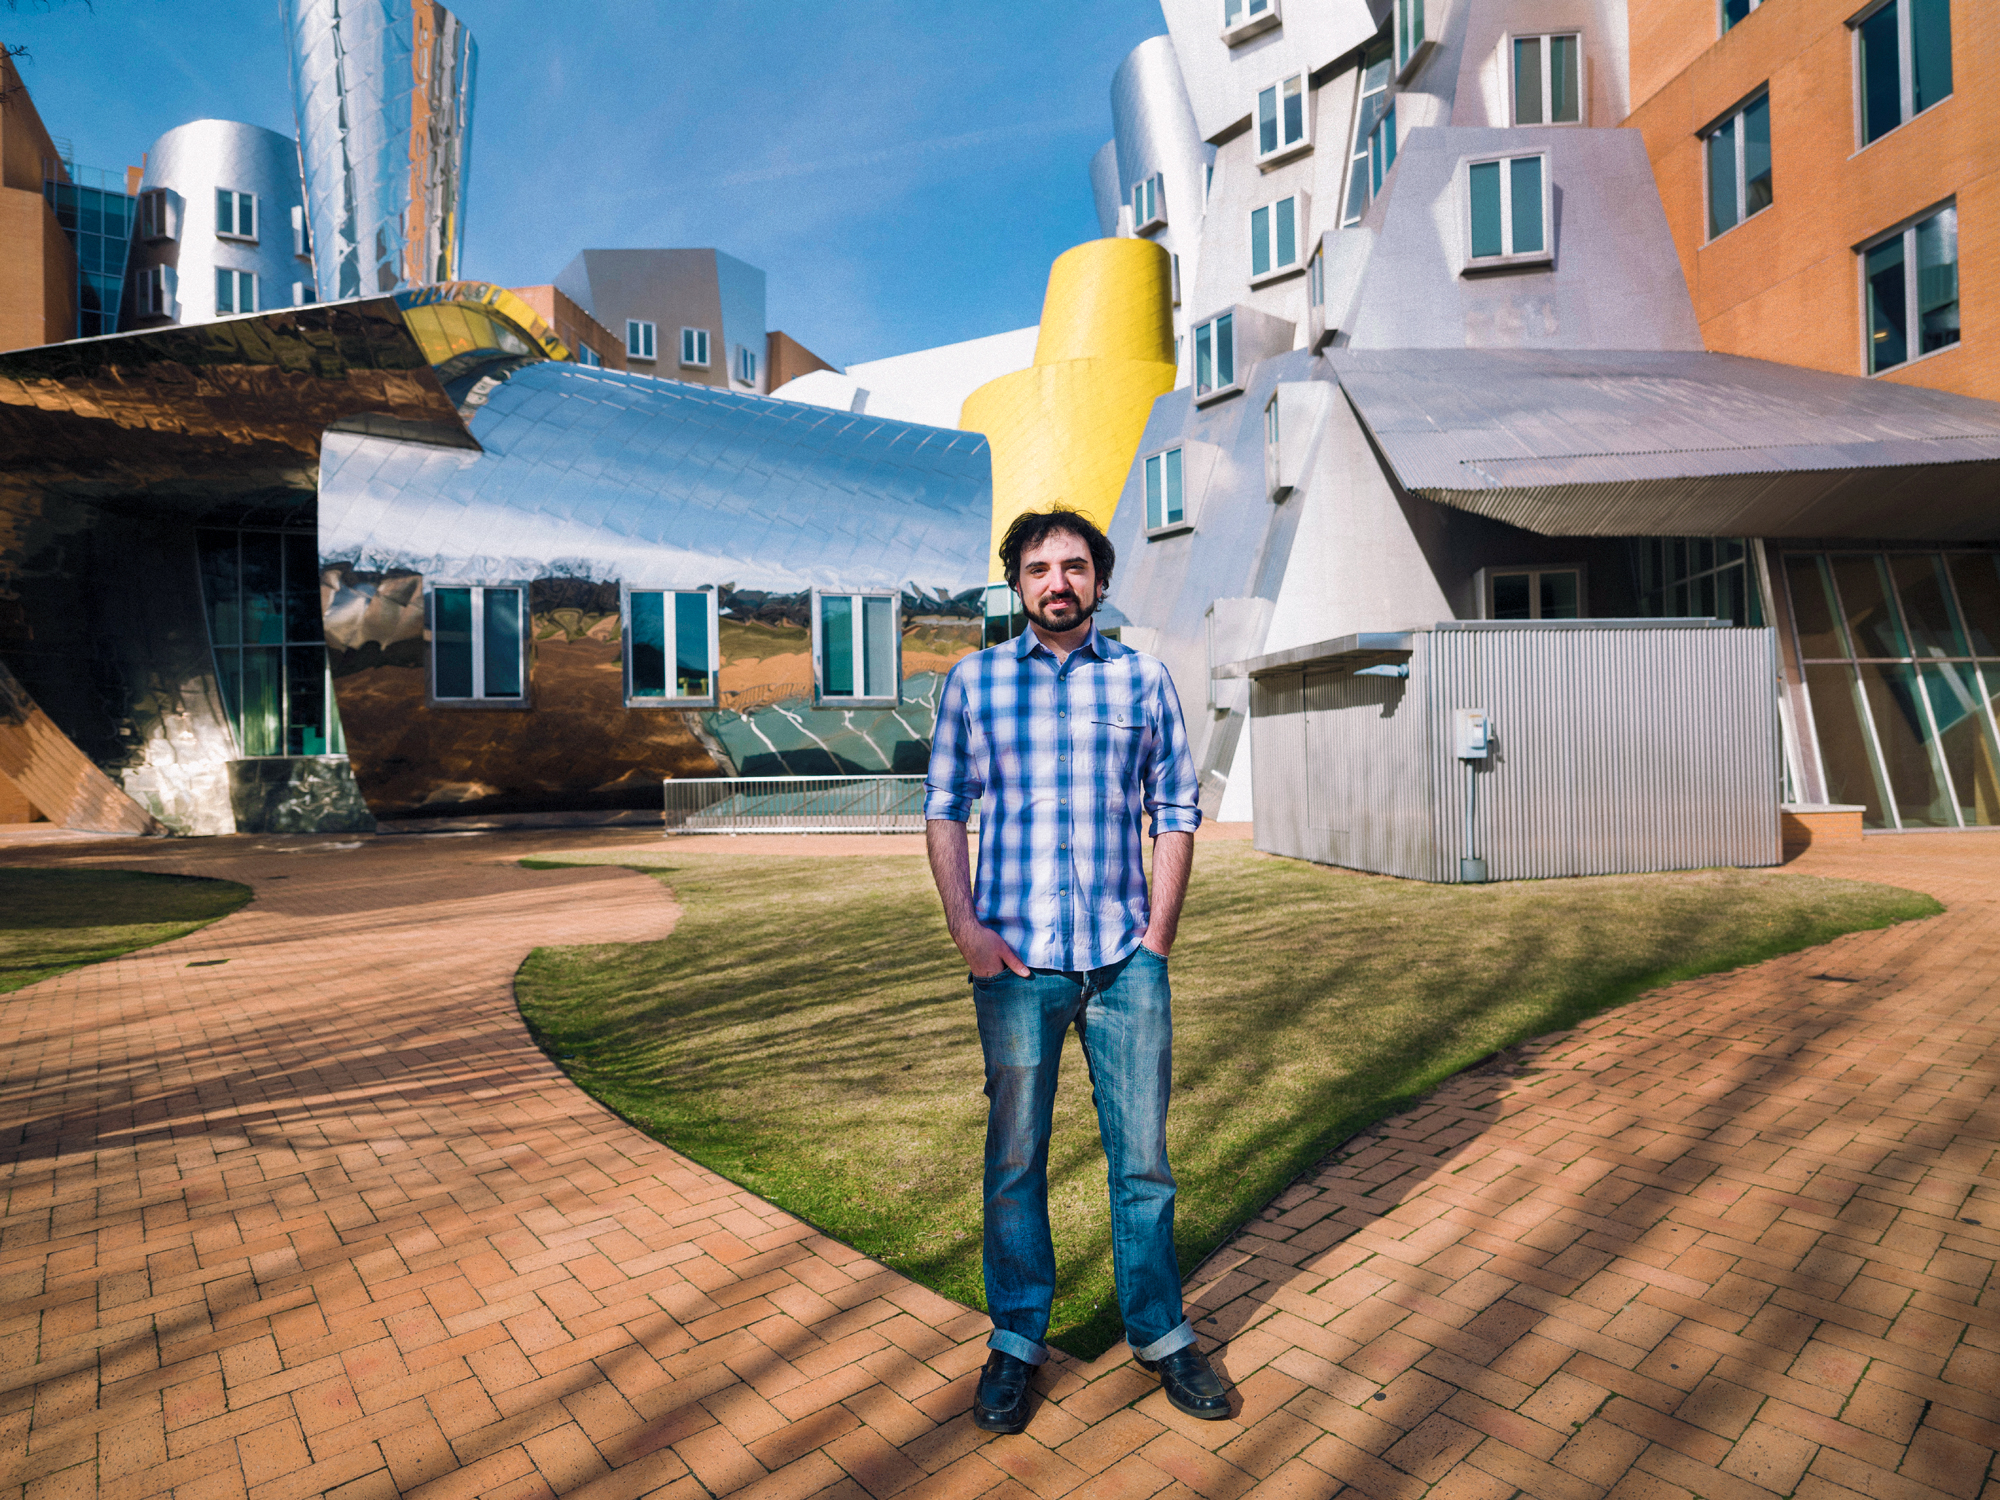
[1023,588,1098,634]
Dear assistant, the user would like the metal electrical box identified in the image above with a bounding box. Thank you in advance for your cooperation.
[1453,709,1490,760]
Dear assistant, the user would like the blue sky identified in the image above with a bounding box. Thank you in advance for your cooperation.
[3,0,1165,365]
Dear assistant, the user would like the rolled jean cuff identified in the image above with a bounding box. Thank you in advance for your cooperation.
[1130,1319,1195,1363]
[987,1329,1048,1366]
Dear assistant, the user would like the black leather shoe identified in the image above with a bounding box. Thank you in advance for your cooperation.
[973,1350,1034,1433]
[1139,1345,1231,1420]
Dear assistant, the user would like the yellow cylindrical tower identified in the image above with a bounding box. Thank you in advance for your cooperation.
[960,238,1177,582]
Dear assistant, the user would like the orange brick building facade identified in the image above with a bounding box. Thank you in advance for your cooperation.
[1627,0,1996,399]
[0,50,75,353]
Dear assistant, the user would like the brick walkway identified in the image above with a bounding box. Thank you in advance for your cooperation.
[2,830,1996,1500]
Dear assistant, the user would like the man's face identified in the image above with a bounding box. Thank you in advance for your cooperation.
[1015,529,1102,635]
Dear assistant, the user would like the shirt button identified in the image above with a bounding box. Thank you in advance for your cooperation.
[1059,711,1066,718]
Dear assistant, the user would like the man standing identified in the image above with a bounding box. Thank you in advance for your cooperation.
[924,506,1229,1433]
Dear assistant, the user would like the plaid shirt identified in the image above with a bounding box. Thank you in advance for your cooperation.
[924,625,1202,971]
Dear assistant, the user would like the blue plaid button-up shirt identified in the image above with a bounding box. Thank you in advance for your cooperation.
[924,624,1202,972]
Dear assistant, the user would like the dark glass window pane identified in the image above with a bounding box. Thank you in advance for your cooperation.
[287,647,329,755]
[822,595,854,696]
[1215,314,1234,385]
[1859,660,1952,825]
[1742,95,1772,216]
[197,530,240,646]
[216,267,234,314]
[1371,103,1397,189]
[283,532,320,643]
[483,588,522,698]
[1888,553,1967,657]
[1707,120,1737,238]
[215,187,233,235]
[676,591,710,697]
[1469,162,1503,257]
[1723,0,1751,26]
[1551,35,1580,122]
[1804,664,1889,825]
[1165,448,1184,524]
[241,532,285,644]
[862,595,896,699]
[1275,195,1296,266]
[1251,205,1271,277]
[434,588,474,698]
[1492,574,1531,619]
[1283,82,1303,146]
[1866,235,1908,372]
[1195,324,1212,391]
[1259,87,1278,155]
[1540,571,1579,619]
[1145,455,1163,530]
[1916,206,1959,355]
[1859,2,1902,144]
[1786,554,1847,658]
[1910,0,1951,113]
[629,591,666,697]
[1948,554,2000,655]
[239,646,285,756]
[1513,38,1543,125]
[1924,663,1997,824]
[1510,156,1544,254]
[1833,555,1907,657]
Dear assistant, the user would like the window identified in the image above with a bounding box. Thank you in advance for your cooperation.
[1633,537,1764,628]
[1486,567,1581,620]
[1193,313,1236,400]
[215,268,258,316]
[1308,243,1325,306]
[578,345,601,368]
[814,592,900,704]
[431,586,525,702]
[736,344,757,384]
[1395,0,1427,75]
[291,280,311,308]
[680,326,710,367]
[1513,34,1582,124]
[1722,0,1765,29]
[1464,154,1550,267]
[1256,74,1309,163]
[1864,202,1958,373]
[1265,395,1288,497]
[138,188,176,242]
[196,528,346,757]
[626,589,716,705]
[1856,0,1951,147]
[626,320,656,361]
[1343,38,1396,226]
[1704,92,1773,239]
[291,205,309,258]
[1171,252,1182,307]
[1250,193,1304,281]
[1145,448,1186,533]
[136,264,174,317]
[1132,173,1166,232]
[215,188,256,241]
[1221,0,1279,44]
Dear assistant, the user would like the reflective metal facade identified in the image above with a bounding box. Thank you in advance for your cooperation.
[284,0,476,298]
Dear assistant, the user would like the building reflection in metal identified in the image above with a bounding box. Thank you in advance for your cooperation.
[319,361,992,821]
[283,0,476,299]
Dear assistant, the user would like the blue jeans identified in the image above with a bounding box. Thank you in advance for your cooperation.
[971,945,1195,1366]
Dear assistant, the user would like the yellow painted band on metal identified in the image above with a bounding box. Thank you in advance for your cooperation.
[394,281,571,364]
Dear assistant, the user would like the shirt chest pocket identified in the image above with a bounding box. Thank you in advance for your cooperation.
[1088,711,1150,772]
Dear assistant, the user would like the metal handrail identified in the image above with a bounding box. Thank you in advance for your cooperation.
[662,775,928,834]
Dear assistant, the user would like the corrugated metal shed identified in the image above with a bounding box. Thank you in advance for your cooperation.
[1238,620,1781,881]
[1331,349,2000,541]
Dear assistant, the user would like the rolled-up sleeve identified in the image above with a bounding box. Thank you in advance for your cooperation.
[924,659,981,822]
[1143,665,1203,837]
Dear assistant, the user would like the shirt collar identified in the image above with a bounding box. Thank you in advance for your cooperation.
[1014,621,1127,663]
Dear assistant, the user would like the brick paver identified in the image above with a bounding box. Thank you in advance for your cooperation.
[2,828,1996,1499]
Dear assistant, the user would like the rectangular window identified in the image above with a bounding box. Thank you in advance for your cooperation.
[626,589,716,704]
[680,326,710,367]
[1856,0,1951,147]
[1250,194,1303,280]
[1513,34,1582,125]
[1487,567,1582,620]
[1865,202,1958,374]
[736,344,757,384]
[196,528,346,757]
[626,320,656,361]
[291,280,309,308]
[1395,0,1426,74]
[1193,313,1236,399]
[215,268,257,316]
[137,264,173,317]
[215,188,256,240]
[431,586,525,702]
[1308,243,1325,307]
[1132,172,1166,232]
[1464,154,1549,267]
[1704,92,1773,239]
[815,591,900,704]
[291,204,309,258]
[578,344,601,367]
[1722,0,1764,29]
[138,188,175,241]
[1256,73,1309,162]
[1144,448,1186,532]
[1222,0,1279,43]
[1170,251,1182,306]
[1344,38,1396,226]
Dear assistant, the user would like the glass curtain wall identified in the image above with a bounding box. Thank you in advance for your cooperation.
[1783,550,2000,829]
[197,528,345,756]
[1632,537,1765,626]
[43,164,135,337]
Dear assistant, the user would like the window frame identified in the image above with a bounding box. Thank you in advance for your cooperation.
[138,188,176,242]
[1851,0,1953,150]
[1170,251,1182,307]
[1143,446,1190,538]
[1479,565,1587,621]
[215,268,259,317]
[1254,72,1312,166]
[1132,172,1167,233]
[735,343,758,385]
[1460,152,1553,271]
[427,583,530,707]
[811,589,903,707]
[1510,32,1586,126]
[1859,199,1960,375]
[291,204,310,258]
[214,188,257,242]
[1343,39,1397,227]
[625,320,656,361]
[1220,0,1280,46]
[1722,0,1766,32]
[137,264,175,318]
[1249,191,1307,285]
[1394,0,1431,79]
[622,586,720,709]
[1191,311,1240,404]
[1702,89,1774,242]
[679,326,711,369]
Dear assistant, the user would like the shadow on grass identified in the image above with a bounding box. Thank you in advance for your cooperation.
[0,867,252,995]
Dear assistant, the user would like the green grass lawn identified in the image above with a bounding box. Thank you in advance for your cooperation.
[513,843,1939,1358]
[0,867,253,995]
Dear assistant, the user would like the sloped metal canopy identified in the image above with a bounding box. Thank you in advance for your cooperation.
[1222,632,1415,681]
[1331,349,2000,540]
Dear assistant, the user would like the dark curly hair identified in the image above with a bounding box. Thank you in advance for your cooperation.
[998,507,1116,593]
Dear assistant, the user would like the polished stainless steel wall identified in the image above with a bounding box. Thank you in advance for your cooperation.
[284,0,475,298]
[125,120,313,330]
[1250,623,1782,880]
[1107,35,1212,362]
